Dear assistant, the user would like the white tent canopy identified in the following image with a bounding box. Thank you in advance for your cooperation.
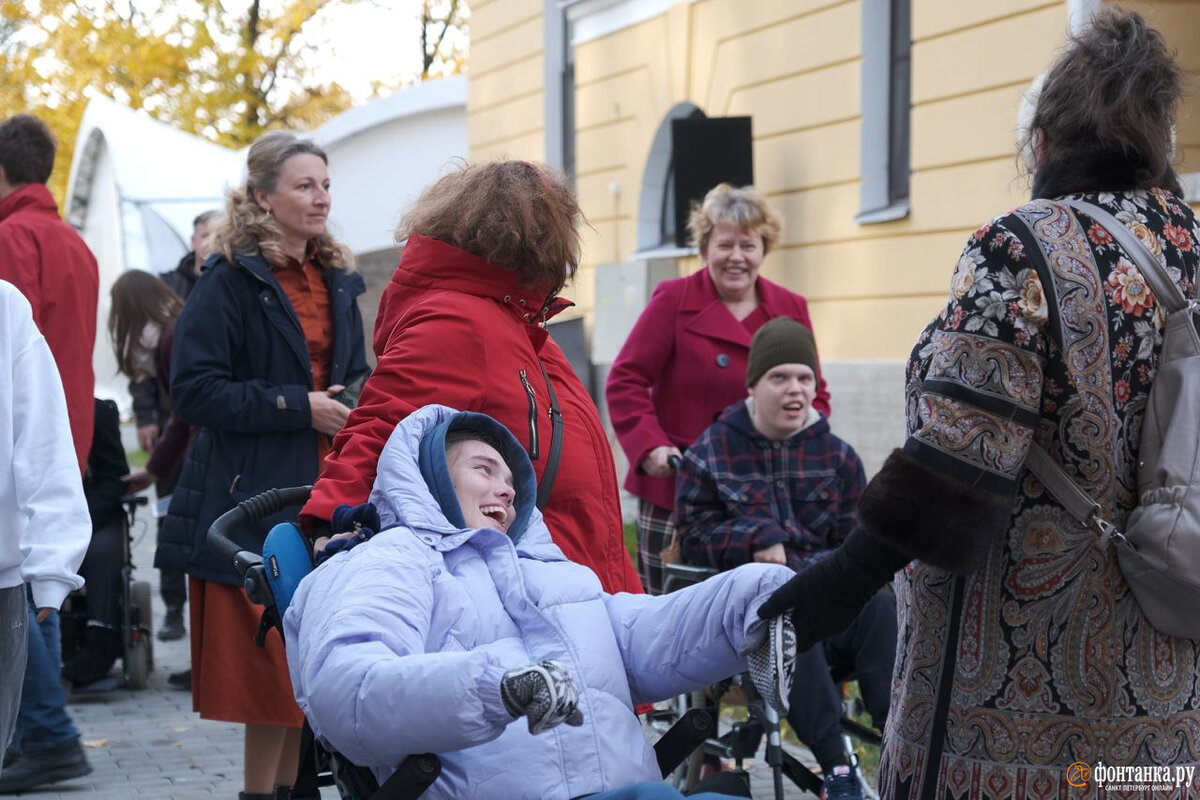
[64,77,468,410]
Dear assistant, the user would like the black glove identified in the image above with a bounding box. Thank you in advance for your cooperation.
[315,502,382,565]
[500,660,585,735]
[757,528,909,652]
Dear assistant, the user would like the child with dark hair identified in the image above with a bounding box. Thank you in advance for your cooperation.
[288,405,797,800]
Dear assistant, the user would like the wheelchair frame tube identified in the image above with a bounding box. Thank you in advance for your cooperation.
[206,486,313,576]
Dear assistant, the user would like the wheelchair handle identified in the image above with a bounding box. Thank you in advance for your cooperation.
[207,486,313,577]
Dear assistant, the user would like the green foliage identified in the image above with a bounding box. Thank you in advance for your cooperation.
[624,521,637,561]
[126,447,148,469]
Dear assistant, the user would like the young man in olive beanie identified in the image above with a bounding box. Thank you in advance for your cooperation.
[674,316,895,800]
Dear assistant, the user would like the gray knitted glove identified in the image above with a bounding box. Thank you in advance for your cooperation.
[500,660,585,735]
[744,614,796,715]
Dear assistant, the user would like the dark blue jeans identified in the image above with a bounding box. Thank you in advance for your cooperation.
[786,587,896,772]
[0,586,27,759]
[9,589,78,755]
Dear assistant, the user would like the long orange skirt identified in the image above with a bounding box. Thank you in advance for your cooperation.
[189,577,304,728]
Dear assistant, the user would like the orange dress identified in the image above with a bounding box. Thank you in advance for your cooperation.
[190,252,332,727]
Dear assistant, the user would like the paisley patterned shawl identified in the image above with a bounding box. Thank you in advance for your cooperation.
[880,189,1200,800]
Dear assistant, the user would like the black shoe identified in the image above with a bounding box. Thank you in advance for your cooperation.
[168,668,192,690]
[0,740,91,793]
[158,607,186,641]
[61,626,121,686]
[821,765,865,800]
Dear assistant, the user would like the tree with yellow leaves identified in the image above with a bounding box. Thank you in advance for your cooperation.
[0,0,363,204]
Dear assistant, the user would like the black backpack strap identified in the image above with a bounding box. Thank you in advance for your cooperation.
[536,360,564,511]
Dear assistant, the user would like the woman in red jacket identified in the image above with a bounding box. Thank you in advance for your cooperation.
[605,184,831,594]
[302,161,642,594]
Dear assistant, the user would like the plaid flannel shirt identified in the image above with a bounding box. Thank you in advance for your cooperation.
[675,401,866,572]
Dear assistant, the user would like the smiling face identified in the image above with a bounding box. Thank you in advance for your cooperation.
[253,152,330,255]
[446,439,517,534]
[703,220,765,302]
[747,363,817,441]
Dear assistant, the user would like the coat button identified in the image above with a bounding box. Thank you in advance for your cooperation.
[716,354,730,368]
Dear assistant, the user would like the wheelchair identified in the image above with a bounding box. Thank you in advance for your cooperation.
[658,563,882,800]
[60,494,154,691]
[207,487,722,800]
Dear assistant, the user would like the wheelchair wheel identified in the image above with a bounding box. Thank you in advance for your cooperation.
[126,581,154,689]
[126,639,151,690]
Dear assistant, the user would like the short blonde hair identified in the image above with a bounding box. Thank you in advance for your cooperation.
[687,183,782,255]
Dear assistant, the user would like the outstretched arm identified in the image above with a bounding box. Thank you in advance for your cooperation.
[604,563,792,704]
[758,218,1047,647]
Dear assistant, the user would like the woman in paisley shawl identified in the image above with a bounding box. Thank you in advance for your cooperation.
[757,8,1200,798]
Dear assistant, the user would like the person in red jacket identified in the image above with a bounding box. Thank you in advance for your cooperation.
[0,114,98,473]
[0,113,98,794]
[302,161,642,594]
[605,183,830,594]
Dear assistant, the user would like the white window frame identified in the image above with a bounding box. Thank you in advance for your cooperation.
[857,0,911,224]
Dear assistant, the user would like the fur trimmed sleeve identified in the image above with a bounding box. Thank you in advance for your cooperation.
[857,448,1015,574]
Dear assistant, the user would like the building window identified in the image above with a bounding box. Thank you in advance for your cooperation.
[562,36,576,181]
[544,0,573,178]
[858,0,911,223]
[633,102,704,257]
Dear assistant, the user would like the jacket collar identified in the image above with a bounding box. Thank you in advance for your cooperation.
[393,234,574,325]
[0,183,57,222]
[679,267,772,349]
[720,399,830,444]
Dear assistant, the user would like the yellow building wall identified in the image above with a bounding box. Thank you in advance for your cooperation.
[468,0,1200,361]
[1121,0,1200,173]
[469,0,546,161]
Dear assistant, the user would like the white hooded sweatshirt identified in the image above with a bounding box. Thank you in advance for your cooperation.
[0,280,89,609]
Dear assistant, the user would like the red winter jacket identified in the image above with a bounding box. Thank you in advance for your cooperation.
[302,235,642,594]
[605,268,830,510]
[0,184,98,471]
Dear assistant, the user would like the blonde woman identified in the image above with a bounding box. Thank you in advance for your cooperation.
[606,184,830,594]
[156,131,369,800]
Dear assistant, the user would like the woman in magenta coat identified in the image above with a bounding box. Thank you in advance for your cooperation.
[605,183,831,594]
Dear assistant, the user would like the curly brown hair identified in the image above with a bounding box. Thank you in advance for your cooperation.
[1026,6,1183,198]
[108,270,184,379]
[687,183,782,257]
[396,161,581,298]
[213,131,351,270]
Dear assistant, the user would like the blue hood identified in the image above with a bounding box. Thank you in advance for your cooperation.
[369,405,542,546]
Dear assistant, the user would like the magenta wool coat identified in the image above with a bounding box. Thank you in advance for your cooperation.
[605,268,831,510]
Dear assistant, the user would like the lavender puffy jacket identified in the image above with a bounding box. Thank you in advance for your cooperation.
[285,404,791,800]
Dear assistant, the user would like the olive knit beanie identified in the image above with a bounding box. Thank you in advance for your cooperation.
[746,317,818,387]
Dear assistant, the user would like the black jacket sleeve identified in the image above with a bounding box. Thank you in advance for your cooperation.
[84,398,131,527]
